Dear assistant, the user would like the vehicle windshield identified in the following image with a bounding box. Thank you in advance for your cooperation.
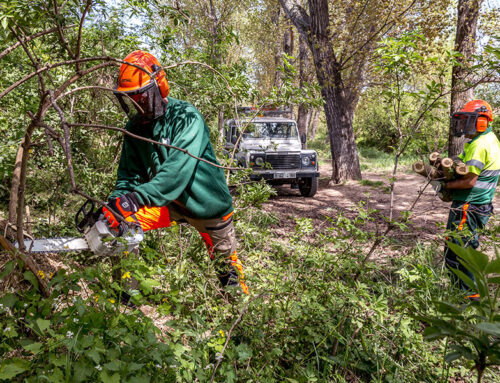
[242,122,298,139]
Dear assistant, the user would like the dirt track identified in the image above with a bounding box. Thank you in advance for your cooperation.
[263,162,499,246]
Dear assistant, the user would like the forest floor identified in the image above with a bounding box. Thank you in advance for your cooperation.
[263,162,499,259]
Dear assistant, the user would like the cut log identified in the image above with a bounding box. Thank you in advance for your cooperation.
[429,152,442,167]
[455,164,468,175]
[412,161,441,179]
[452,159,469,176]
[441,157,455,180]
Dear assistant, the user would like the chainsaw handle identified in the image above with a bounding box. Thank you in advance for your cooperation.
[75,199,96,233]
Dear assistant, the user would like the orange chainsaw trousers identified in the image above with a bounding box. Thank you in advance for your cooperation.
[125,203,248,294]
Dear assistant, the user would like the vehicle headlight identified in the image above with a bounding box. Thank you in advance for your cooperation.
[301,156,311,166]
[255,157,264,166]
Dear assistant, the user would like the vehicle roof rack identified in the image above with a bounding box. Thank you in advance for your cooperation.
[237,105,294,119]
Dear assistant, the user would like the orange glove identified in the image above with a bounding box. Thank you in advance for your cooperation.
[102,192,141,228]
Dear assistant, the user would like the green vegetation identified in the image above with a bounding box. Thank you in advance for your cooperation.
[2,185,499,382]
[1,1,499,382]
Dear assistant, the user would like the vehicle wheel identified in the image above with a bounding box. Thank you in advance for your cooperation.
[298,177,318,197]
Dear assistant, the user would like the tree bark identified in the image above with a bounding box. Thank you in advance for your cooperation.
[279,0,362,182]
[309,108,320,140]
[8,139,26,224]
[297,34,310,148]
[448,0,483,156]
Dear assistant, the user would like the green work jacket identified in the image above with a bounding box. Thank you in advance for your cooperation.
[454,128,500,205]
[109,97,233,219]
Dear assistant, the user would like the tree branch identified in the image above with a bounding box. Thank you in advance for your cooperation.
[69,123,244,171]
[49,91,77,189]
[52,0,76,58]
[75,0,93,72]
[340,0,418,68]
[278,0,311,34]
[0,24,76,61]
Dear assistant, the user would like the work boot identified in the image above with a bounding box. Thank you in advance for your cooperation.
[218,268,239,288]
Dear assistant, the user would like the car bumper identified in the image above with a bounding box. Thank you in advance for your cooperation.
[249,170,320,181]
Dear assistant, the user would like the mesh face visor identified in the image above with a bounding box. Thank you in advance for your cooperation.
[451,112,479,137]
[114,79,167,122]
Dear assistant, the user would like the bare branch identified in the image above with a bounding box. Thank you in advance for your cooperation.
[55,85,145,114]
[0,24,76,61]
[75,0,93,71]
[278,0,311,34]
[340,0,418,68]
[69,123,245,171]
[162,60,236,97]
[49,91,77,189]
[8,26,47,95]
[0,56,150,101]
[52,0,75,58]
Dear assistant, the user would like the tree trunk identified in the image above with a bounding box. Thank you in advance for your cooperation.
[218,106,225,145]
[8,139,26,224]
[273,6,283,88]
[279,0,362,182]
[448,0,483,156]
[309,108,320,140]
[307,0,361,182]
[297,34,310,148]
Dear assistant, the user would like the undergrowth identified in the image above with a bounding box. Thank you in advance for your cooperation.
[1,182,499,382]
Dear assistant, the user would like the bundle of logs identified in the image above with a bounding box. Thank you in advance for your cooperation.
[412,152,469,202]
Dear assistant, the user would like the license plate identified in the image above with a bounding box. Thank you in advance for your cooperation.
[275,172,296,179]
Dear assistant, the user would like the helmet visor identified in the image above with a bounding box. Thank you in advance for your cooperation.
[114,80,166,121]
[451,112,478,137]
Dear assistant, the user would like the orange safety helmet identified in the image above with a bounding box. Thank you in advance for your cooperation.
[451,99,494,136]
[116,50,169,97]
[114,50,169,121]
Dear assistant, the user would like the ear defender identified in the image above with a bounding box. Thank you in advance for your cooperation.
[476,116,488,132]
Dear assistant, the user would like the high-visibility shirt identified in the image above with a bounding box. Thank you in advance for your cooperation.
[109,97,233,219]
[454,129,500,205]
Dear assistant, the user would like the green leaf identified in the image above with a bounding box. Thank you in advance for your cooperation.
[48,367,64,383]
[451,269,476,293]
[36,318,51,333]
[22,341,43,354]
[73,360,92,383]
[0,293,17,308]
[488,276,500,284]
[444,351,463,363]
[435,302,462,315]
[475,322,500,336]
[0,260,15,279]
[423,326,445,340]
[236,343,253,361]
[23,270,38,289]
[0,358,30,379]
[485,259,500,274]
[100,371,120,383]
[104,359,121,372]
[85,349,100,364]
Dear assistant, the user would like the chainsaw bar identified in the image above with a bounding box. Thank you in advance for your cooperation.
[18,237,89,253]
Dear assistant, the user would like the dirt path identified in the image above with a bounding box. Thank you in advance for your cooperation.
[263,162,499,246]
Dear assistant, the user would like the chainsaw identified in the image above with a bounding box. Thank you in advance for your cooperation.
[16,199,144,256]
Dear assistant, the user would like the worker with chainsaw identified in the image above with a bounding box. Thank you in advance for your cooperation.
[103,50,248,295]
[434,100,499,298]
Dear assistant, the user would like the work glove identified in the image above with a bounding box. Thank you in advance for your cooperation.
[103,192,142,228]
[430,180,451,202]
[430,180,444,193]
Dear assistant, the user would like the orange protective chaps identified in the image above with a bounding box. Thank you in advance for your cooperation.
[126,204,248,294]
